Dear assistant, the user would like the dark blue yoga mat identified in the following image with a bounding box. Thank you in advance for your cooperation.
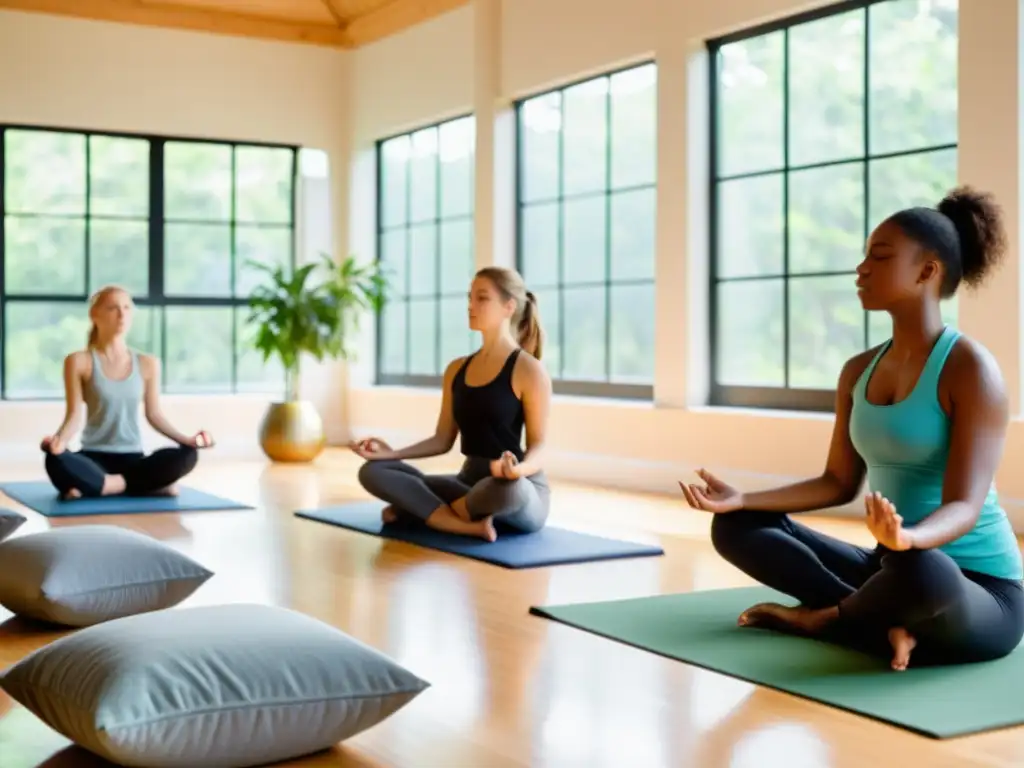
[0,481,253,517]
[294,501,664,568]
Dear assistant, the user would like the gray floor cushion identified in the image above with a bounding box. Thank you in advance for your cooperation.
[0,524,212,626]
[0,603,431,767]
[0,508,26,542]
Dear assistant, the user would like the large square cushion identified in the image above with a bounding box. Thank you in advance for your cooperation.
[0,603,430,767]
[0,508,25,542]
[0,524,212,626]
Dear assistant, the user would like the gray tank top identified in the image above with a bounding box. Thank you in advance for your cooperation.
[79,348,144,454]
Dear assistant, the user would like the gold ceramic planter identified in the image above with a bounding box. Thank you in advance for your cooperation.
[258,400,326,463]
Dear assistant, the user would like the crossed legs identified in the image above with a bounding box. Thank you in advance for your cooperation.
[44,445,199,499]
[710,511,1024,669]
[357,458,551,541]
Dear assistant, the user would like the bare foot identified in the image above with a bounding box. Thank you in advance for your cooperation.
[888,626,917,671]
[151,485,179,497]
[61,488,82,501]
[381,505,399,524]
[478,517,497,543]
[738,602,838,635]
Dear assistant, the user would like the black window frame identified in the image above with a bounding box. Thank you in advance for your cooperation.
[513,61,658,401]
[0,122,297,400]
[706,0,959,412]
[373,112,477,389]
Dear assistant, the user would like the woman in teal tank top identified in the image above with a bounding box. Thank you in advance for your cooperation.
[681,187,1024,671]
[39,286,215,499]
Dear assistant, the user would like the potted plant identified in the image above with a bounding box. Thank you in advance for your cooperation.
[245,253,387,463]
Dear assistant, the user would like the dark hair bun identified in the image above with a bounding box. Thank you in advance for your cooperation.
[937,185,1007,287]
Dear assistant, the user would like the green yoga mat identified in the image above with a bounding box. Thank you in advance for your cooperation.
[530,586,1024,738]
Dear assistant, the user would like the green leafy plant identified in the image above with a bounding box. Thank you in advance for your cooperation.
[245,253,387,401]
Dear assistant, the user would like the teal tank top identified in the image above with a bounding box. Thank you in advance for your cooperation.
[849,326,1022,581]
[79,349,144,454]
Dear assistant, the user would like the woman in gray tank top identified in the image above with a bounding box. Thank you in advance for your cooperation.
[40,286,215,499]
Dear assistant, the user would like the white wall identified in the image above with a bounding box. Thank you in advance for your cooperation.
[0,9,351,458]
[343,0,1024,529]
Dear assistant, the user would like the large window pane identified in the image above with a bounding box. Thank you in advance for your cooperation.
[4,130,85,215]
[520,94,562,204]
[715,280,785,388]
[164,142,232,221]
[869,0,958,155]
[164,307,233,393]
[236,225,292,297]
[788,276,864,389]
[235,146,293,224]
[379,299,408,375]
[516,63,657,395]
[610,65,657,189]
[788,163,864,274]
[5,216,85,295]
[610,188,655,282]
[610,282,655,383]
[408,298,438,376]
[440,219,474,294]
[562,196,606,285]
[375,116,476,384]
[562,78,608,196]
[0,129,293,398]
[710,0,959,409]
[164,222,232,296]
[788,11,864,166]
[90,135,149,218]
[439,117,475,218]
[716,175,784,279]
[520,203,559,288]
[562,286,606,381]
[91,219,148,296]
[716,32,784,178]
[5,301,88,398]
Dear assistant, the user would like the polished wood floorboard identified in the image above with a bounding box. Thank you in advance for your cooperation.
[1,449,1023,767]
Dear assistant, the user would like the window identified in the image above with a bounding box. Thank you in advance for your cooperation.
[516,63,657,399]
[376,115,477,387]
[708,0,958,411]
[0,126,295,399]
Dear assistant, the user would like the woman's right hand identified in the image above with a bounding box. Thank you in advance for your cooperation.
[349,437,394,461]
[679,469,744,513]
[40,435,64,455]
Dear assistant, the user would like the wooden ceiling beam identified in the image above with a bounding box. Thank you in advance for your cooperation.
[342,0,469,47]
[0,0,350,48]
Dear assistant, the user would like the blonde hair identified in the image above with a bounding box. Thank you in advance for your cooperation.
[86,285,131,349]
[474,267,544,360]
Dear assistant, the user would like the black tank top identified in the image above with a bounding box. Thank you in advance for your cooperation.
[452,349,525,461]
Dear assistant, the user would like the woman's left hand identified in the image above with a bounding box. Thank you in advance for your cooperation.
[191,430,215,449]
[865,491,914,551]
[490,451,520,480]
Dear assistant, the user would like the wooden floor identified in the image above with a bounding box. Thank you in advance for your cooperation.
[1,450,1023,768]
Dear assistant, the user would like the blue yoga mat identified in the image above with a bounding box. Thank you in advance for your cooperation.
[0,481,254,517]
[294,501,664,568]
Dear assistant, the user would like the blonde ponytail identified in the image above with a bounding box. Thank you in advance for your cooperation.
[517,291,544,360]
[86,323,99,349]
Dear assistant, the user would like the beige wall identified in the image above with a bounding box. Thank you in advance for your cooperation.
[0,9,351,457]
[344,0,1024,528]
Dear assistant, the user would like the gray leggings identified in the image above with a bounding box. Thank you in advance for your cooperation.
[357,456,551,533]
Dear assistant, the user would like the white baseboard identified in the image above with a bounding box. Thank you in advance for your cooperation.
[343,427,1024,535]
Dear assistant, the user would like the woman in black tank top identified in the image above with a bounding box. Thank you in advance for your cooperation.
[350,268,553,542]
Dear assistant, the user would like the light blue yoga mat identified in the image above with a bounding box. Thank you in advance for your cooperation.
[295,500,665,569]
[0,481,253,517]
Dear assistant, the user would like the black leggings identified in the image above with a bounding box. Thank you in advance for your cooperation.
[43,446,199,498]
[711,511,1024,665]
